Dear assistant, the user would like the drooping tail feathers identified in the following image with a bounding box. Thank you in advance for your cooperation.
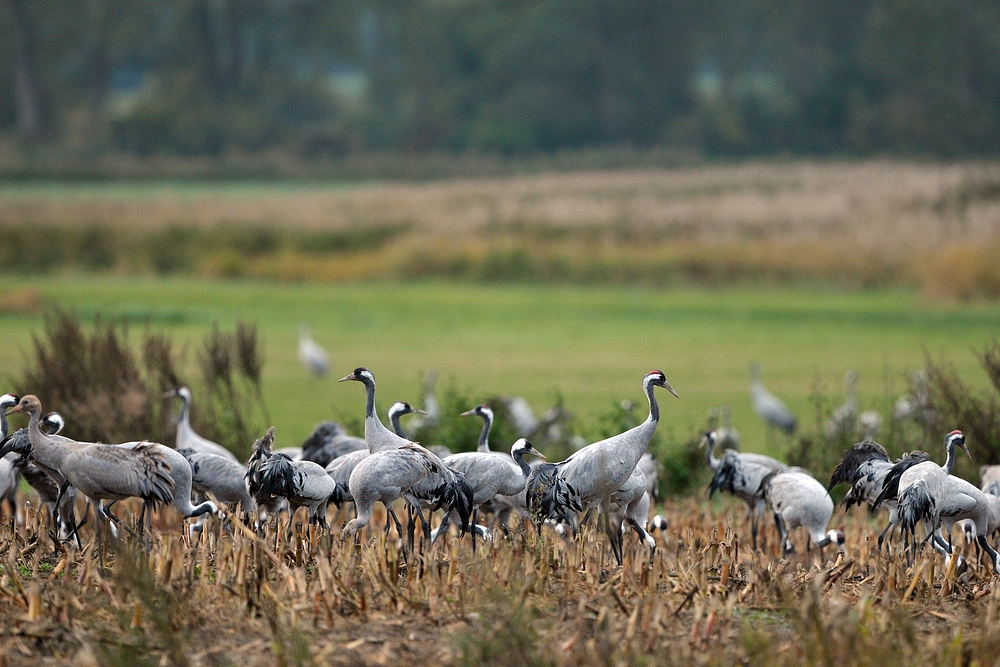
[254,454,298,500]
[872,450,930,509]
[828,440,889,490]
[131,442,176,506]
[429,470,474,533]
[245,426,279,500]
[897,481,935,537]
[709,451,750,498]
[526,463,583,527]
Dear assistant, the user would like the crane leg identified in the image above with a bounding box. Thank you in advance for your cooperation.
[977,535,1000,574]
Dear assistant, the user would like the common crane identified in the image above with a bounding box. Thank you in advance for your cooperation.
[762,469,846,559]
[1,395,175,554]
[246,427,337,529]
[0,393,21,524]
[525,370,678,564]
[165,387,238,462]
[828,440,929,548]
[750,362,797,442]
[338,368,472,541]
[298,324,330,378]
[703,429,787,549]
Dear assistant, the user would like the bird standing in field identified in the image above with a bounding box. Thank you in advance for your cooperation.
[750,362,797,444]
[298,324,330,378]
[703,430,787,549]
[875,430,986,564]
[0,395,175,557]
[762,468,846,559]
[338,368,472,542]
[828,440,928,548]
[246,427,337,530]
[526,370,678,565]
[165,387,238,462]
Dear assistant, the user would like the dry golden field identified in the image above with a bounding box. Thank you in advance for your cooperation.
[1,495,1000,667]
[3,161,1000,297]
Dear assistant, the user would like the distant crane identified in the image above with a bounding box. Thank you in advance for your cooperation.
[750,362,797,443]
[298,324,330,378]
[826,371,859,439]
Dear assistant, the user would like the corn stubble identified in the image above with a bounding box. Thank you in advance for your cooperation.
[0,498,997,666]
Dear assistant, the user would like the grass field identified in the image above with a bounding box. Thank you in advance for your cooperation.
[0,276,997,457]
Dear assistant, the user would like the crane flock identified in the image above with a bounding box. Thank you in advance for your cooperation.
[0,358,993,581]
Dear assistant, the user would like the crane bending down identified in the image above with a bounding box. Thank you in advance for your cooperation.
[761,469,846,558]
[338,368,472,541]
[750,362,797,442]
[165,388,238,462]
[180,448,255,527]
[828,440,929,549]
[246,427,337,528]
[703,430,787,549]
[526,370,678,565]
[433,438,546,543]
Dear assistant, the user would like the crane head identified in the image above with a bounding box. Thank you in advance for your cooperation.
[946,430,971,460]
[460,404,493,421]
[0,394,19,410]
[511,437,546,461]
[827,529,847,554]
[7,394,41,418]
[645,370,679,398]
[42,411,64,435]
[698,430,717,449]
[389,401,426,418]
[338,367,373,384]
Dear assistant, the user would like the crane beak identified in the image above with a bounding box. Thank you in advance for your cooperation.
[962,442,972,460]
[460,408,476,417]
[5,404,22,416]
[533,450,548,461]
[661,378,679,398]
[413,408,427,415]
[337,372,357,383]
[162,389,178,399]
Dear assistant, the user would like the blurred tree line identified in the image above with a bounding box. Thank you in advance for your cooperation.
[2,0,1000,159]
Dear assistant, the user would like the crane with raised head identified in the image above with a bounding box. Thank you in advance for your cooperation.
[525,370,678,565]
[338,368,472,543]
[164,387,238,462]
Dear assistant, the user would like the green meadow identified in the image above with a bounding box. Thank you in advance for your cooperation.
[0,276,996,457]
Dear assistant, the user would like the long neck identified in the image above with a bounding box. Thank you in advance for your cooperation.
[27,409,69,472]
[512,451,531,477]
[360,377,390,448]
[177,395,194,438]
[390,411,407,439]
[943,441,957,474]
[644,380,659,425]
[0,409,8,440]
[477,415,492,453]
[705,436,721,471]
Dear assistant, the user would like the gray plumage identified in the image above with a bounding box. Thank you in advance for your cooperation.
[301,421,366,467]
[637,452,661,501]
[6,411,77,537]
[166,387,238,462]
[342,444,441,537]
[980,465,1000,497]
[546,371,677,513]
[750,362,797,436]
[180,448,254,513]
[0,394,21,523]
[826,371,859,439]
[0,397,175,517]
[298,324,330,377]
[338,368,474,538]
[892,431,999,572]
[762,469,845,555]
[247,426,336,526]
[607,466,657,557]
[703,429,787,549]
